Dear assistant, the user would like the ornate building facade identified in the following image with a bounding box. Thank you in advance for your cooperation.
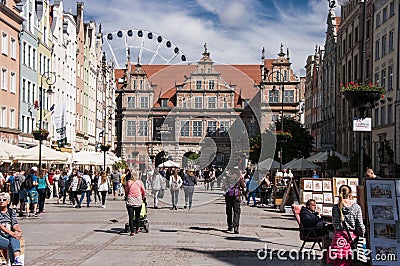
[115,46,301,170]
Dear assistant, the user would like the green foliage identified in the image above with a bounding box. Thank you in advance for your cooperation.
[187,153,200,160]
[327,155,342,172]
[349,153,371,173]
[113,160,127,170]
[274,117,314,164]
[249,117,314,164]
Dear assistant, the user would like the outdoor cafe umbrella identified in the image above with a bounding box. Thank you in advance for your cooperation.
[283,158,320,171]
[157,160,180,168]
[306,151,349,163]
[254,158,280,171]
[0,141,36,162]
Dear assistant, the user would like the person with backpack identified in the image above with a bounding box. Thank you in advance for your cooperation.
[79,170,92,207]
[109,168,122,200]
[58,170,68,204]
[223,168,246,234]
[24,167,39,217]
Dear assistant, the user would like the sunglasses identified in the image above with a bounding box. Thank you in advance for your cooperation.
[0,198,8,202]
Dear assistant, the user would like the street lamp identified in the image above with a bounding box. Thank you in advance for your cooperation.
[268,70,285,172]
[37,72,56,172]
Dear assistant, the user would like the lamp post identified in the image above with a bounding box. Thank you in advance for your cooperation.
[37,72,56,172]
[268,70,285,172]
[101,52,114,171]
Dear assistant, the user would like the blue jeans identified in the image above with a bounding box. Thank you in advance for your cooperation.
[0,234,20,260]
[79,190,91,207]
[183,186,194,208]
[247,191,257,205]
[170,189,179,206]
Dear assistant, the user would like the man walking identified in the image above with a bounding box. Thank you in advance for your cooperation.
[223,168,245,234]
[110,168,121,200]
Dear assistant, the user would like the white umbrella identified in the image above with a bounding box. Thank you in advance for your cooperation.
[0,141,36,161]
[157,160,180,168]
[26,145,68,162]
[255,158,281,171]
[306,151,349,163]
[283,158,320,170]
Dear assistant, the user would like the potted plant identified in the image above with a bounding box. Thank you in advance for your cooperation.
[275,130,292,142]
[100,144,111,152]
[340,82,385,108]
[32,128,49,141]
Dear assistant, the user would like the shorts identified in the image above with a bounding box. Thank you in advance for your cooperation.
[26,189,39,204]
[113,182,120,191]
[18,190,26,201]
[11,193,19,206]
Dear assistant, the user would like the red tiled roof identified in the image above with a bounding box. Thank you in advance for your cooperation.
[115,63,266,105]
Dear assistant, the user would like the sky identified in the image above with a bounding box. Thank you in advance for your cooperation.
[61,0,342,76]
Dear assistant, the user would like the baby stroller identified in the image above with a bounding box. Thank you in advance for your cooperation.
[124,199,149,233]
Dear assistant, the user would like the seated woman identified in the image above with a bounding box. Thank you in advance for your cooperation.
[0,192,23,265]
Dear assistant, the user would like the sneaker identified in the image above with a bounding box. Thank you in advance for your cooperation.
[101,205,106,208]
[227,227,233,231]
[13,256,22,266]
[129,232,134,236]
[234,228,239,234]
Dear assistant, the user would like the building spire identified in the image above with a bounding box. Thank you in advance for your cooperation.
[278,43,285,57]
[286,48,290,60]
[261,47,265,60]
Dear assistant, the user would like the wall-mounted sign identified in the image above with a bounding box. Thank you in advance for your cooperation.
[353,117,372,132]
[153,117,175,141]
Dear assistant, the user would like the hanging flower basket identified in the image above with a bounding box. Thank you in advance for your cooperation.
[275,130,292,142]
[132,151,139,157]
[341,82,385,108]
[32,129,49,141]
[100,144,111,152]
[149,154,155,160]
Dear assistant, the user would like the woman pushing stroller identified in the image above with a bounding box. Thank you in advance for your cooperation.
[125,169,146,236]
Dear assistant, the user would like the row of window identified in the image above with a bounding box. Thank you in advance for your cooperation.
[374,30,395,60]
[1,32,16,59]
[127,96,231,109]
[268,90,295,103]
[194,80,215,90]
[374,104,394,127]
[126,121,148,136]
[376,1,396,28]
[1,68,16,93]
[374,65,394,91]
[125,120,258,138]
[20,115,36,133]
[0,106,16,129]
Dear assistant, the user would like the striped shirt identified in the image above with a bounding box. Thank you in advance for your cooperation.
[332,203,366,236]
[0,208,18,237]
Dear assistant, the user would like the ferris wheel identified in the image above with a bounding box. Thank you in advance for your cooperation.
[103,29,188,68]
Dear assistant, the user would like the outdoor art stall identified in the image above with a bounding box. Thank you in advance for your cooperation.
[364,178,399,265]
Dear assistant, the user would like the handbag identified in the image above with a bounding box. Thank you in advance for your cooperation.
[342,221,368,263]
[45,186,52,199]
[158,187,164,198]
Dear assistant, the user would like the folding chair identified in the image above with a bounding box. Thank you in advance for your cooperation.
[291,204,325,252]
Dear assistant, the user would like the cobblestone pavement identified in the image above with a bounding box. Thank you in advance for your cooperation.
[19,186,327,265]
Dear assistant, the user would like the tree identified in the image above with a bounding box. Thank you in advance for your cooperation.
[249,117,314,164]
[327,155,342,175]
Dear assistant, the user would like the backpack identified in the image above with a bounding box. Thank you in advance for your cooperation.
[227,182,240,197]
[23,174,34,190]
[79,178,88,191]
[58,176,66,189]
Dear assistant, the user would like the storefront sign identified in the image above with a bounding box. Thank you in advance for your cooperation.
[353,117,372,132]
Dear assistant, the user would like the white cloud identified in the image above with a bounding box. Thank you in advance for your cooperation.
[62,0,334,76]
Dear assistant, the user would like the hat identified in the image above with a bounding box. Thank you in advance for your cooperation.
[31,166,38,172]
